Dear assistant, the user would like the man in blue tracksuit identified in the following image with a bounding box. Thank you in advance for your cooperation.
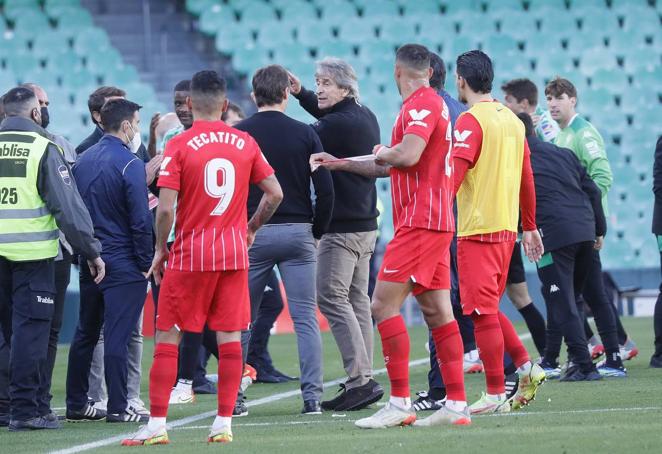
[65,99,153,423]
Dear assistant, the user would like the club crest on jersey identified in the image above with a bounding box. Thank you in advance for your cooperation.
[408,109,430,127]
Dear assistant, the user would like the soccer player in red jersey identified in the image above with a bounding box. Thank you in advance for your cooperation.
[121,71,283,446]
[312,44,469,429]
[451,50,545,415]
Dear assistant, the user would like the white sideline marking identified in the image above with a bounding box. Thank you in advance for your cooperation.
[50,332,534,453]
[175,406,662,430]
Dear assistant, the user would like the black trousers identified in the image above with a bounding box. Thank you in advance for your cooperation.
[544,248,620,365]
[65,264,146,414]
[654,248,662,357]
[38,250,72,415]
[538,242,594,371]
[247,270,284,372]
[0,257,55,421]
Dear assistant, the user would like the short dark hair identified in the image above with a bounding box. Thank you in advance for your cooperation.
[544,76,577,99]
[517,112,534,137]
[3,87,38,117]
[190,70,227,114]
[252,65,289,107]
[221,102,245,122]
[88,86,125,122]
[501,78,538,106]
[456,50,493,94]
[396,44,430,73]
[429,52,446,90]
[174,80,191,92]
[99,98,142,132]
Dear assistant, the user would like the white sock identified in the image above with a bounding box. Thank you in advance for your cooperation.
[175,379,193,391]
[517,361,533,375]
[389,396,411,410]
[445,400,467,412]
[486,393,506,402]
[147,417,166,432]
[211,416,232,431]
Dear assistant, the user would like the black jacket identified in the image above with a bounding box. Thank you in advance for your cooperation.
[295,88,380,233]
[528,135,606,252]
[0,116,101,260]
[236,111,334,239]
[652,136,662,234]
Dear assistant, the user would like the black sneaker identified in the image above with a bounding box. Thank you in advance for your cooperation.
[106,412,148,423]
[233,393,248,417]
[411,391,444,412]
[336,379,384,411]
[650,354,662,368]
[271,368,298,382]
[560,365,602,382]
[42,411,65,422]
[505,372,519,401]
[9,416,60,431]
[301,400,322,415]
[321,384,347,411]
[66,403,107,422]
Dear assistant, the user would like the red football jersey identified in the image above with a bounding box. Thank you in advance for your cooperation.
[158,120,274,272]
[390,86,454,232]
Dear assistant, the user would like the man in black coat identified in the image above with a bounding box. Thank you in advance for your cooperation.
[651,136,662,368]
[520,113,625,381]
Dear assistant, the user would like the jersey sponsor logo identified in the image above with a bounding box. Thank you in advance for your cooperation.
[57,165,71,185]
[0,143,30,157]
[187,131,246,151]
[453,129,472,148]
[585,140,601,157]
[408,109,431,127]
[550,284,560,293]
[37,295,54,304]
[159,156,173,176]
[383,267,399,274]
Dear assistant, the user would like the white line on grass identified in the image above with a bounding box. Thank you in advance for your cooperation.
[50,333,534,453]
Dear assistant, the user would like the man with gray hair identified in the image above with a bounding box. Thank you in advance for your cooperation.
[289,58,383,411]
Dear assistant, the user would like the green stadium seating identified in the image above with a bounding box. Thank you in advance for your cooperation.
[214,24,254,55]
[498,12,536,40]
[484,0,524,13]
[536,10,577,35]
[235,2,277,22]
[360,0,401,18]
[315,41,355,60]
[256,20,296,48]
[482,34,521,59]
[296,21,334,46]
[579,47,617,76]
[198,5,236,36]
[442,0,482,15]
[336,17,379,44]
[624,48,662,73]
[317,0,358,20]
[590,68,628,91]
[527,0,567,10]
[567,0,607,9]
[378,17,417,45]
[401,1,441,16]
[577,8,621,34]
[278,1,318,20]
[457,14,496,40]
[185,0,217,17]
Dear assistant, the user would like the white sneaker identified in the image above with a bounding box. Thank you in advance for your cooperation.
[620,338,639,361]
[169,385,195,405]
[463,349,484,374]
[413,404,472,427]
[121,424,169,446]
[127,398,150,416]
[469,392,511,415]
[355,403,416,429]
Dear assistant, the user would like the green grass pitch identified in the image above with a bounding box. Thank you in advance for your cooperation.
[5,317,661,453]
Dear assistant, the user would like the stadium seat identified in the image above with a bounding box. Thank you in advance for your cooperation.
[6,52,42,81]
[537,9,577,36]
[359,0,401,18]
[256,21,296,48]
[316,40,355,60]
[497,11,536,40]
[296,21,334,46]
[214,24,254,55]
[378,17,418,45]
[401,1,441,16]
[185,0,218,17]
[271,42,313,66]
[235,2,277,22]
[590,68,628,91]
[633,68,662,89]
[277,0,318,20]
[611,0,653,12]
[336,17,379,44]
[457,14,496,40]
[442,35,479,61]
[527,0,566,10]
[535,52,576,76]
[524,34,562,56]
[578,47,617,76]
[0,70,18,89]
[482,34,521,59]
[232,46,271,75]
[11,10,51,32]
[317,0,359,21]
[576,8,621,34]
[443,0,482,15]
[624,48,662,73]
[567,0,607,9]
[198,5,236,36]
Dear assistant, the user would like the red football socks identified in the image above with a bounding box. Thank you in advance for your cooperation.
[431,320,466,402]
[217,341,243,417]
[377,315,410,398]
[472,313,505,394]
[499,311,530,368]
[149,342,179,418]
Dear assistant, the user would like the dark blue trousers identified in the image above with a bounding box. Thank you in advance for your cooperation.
[65,264,146,415]
[0,257,55,421]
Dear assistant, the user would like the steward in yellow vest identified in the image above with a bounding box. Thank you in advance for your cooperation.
[0,87,103,430]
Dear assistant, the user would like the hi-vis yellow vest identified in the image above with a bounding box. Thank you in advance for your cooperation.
[456,102,525,237]
[0,131,59,261]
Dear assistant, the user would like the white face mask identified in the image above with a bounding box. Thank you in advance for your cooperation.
[125,123,142,154]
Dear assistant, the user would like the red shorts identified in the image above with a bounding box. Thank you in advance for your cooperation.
[156,269,250,333]
[378,227,453,296]
[457,239,515,315]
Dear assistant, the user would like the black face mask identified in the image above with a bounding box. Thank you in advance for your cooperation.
[40,106,50,129]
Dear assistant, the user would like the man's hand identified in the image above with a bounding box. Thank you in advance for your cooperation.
[310,152,343,172]
[531,113,541,127]
[288,71,302,95]
[145,154,164,185]
[594,235,604,250]
[146,247,169,285]
[522,230,544,262]
[87,257,106,284]
[372,144,388,166]
[150,113,160,139]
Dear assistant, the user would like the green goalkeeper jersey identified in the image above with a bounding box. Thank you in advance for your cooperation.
[554,114,612,215]
[161,125,184,243]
